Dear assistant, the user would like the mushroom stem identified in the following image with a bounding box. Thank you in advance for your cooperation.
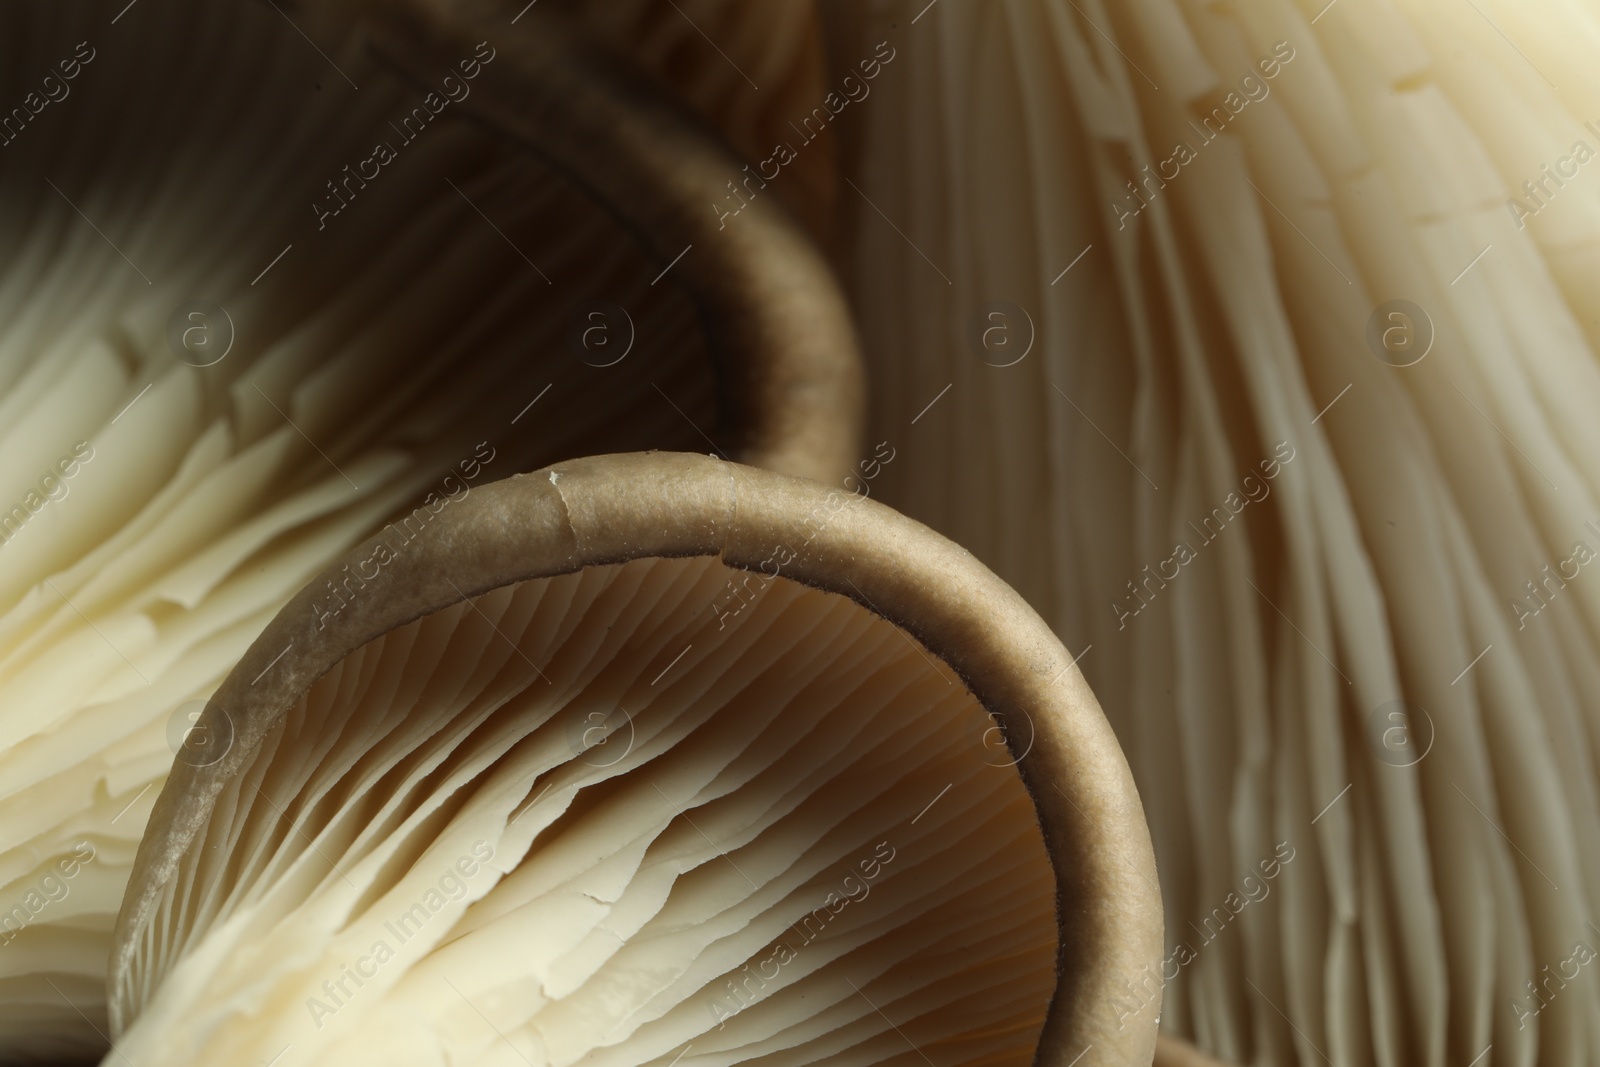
[358,0,866,484]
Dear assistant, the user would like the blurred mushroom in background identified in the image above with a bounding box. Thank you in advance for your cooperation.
[821,1,1600,1065]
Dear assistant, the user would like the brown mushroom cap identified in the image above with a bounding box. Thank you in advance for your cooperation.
[110,451,1162,1066]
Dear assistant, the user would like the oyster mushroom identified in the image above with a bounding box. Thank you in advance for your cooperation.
[109,452,1162,1067]
[824,2,1600,1065]
[0,2,857,1056]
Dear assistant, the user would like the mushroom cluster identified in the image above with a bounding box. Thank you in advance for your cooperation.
[11,0,1591,1065]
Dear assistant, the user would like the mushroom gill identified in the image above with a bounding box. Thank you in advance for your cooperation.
[0,2,856,1058]
[116,558,1053,1066]
[109,453,1162,1067]
[822,2,1600,1066]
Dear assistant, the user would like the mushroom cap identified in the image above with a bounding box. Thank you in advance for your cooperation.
[110,451,1163,1066]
